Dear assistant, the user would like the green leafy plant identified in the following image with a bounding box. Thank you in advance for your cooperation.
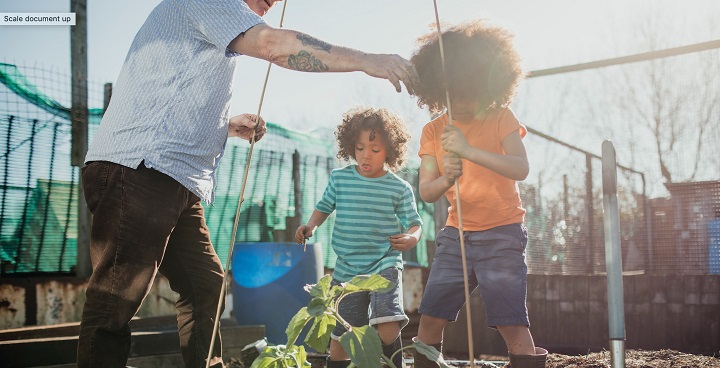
[250,274,449,368]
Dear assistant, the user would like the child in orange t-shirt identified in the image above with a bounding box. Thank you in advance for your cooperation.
[411,20,547,368]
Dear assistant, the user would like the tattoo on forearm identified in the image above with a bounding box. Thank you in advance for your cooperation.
[288,51,329,72]
[296,34,332,52]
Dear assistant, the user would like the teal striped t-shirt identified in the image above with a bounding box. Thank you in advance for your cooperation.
[316,165,423,282]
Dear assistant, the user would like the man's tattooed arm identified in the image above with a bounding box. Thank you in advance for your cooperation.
[288,50,329,72]
[296,34,332,52]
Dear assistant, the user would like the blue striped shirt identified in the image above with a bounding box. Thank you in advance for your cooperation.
[85,0,264,203]
[316,165,423,282]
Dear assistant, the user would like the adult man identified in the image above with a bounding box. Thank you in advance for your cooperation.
[77,0,418,367]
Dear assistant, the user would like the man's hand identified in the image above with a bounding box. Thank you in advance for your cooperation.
[363,54,419,95]
[228,113,267,142]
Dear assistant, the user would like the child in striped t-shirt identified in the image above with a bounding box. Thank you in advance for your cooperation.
[295,107,423,368]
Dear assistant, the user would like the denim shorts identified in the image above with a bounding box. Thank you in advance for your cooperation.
[418,224,530,328]
[330,267,409,340]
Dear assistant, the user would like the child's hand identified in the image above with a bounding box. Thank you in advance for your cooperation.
[441,125,469,157]
[229,113,267,142]
[295,225,315,245]
[442,153,463,183]
[389,233,418,251]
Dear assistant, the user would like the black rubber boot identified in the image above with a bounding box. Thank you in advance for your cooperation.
[326,357,351,368]
[382,336,404,368]
[412,341,442,368]
[508,347,548,368]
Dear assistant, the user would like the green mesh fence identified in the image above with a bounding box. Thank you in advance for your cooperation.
[0,62,432,275]
[0,63,104,124]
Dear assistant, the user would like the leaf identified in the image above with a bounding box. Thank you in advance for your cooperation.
[339,325,383,368]
[286,307,312,346]
[249,345,286,368]
[290,345,312,368]
[305,275,333,298]
[250,344,311,368]
[305,314,336,352]
[346,274,394,293]
[329,284,344,298]
[250,355,285,368]
[341,283,360,293]
[307,297,328,316]
[411,337,452,368]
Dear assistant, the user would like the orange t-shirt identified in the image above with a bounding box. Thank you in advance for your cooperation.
[418,108,526,231]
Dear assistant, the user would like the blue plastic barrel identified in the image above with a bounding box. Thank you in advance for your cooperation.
[232,242,323,345]
[709,220,720,274]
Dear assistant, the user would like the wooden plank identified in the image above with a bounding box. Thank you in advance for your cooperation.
[36,344,275,368]
[544,275,560,347]
[666,275,686,349]
[701,275,720,306]
[558,275,576,346]
[622,275,636,348]
[684,276,702,352]
[649,276,668,349]
[627,275,652,349]
[572,275,589,348]
[587,275,607,349]
[0,324,263,367]
[0,322,79,342]
[701,276,720,354]
[526,275,546,350]
[0,315,181,341]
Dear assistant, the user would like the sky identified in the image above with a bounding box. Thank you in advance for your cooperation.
[1,0,719,196]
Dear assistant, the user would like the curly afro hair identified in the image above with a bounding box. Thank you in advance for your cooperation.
[335,107,410,171]
[411,19,525,113]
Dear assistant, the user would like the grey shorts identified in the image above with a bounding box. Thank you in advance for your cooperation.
[418,224,530,328]
[330,267,409,340]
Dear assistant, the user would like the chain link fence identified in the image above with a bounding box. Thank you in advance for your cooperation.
[520,130,649,275]
[516,43,720,275]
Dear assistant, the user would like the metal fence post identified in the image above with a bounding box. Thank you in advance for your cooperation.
[71,0,91,278]
[602,140,626,368]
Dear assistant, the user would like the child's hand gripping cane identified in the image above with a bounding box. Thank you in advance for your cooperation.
[295,224,316,252]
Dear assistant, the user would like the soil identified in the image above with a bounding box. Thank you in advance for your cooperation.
[226,349,720,368]
[464,350,720,368]
[543,350,720,368]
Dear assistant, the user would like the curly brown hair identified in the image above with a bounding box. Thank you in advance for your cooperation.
[335,107,410,171]
[411,19,525,113]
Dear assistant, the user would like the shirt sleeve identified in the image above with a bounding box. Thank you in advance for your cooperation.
[418,122,438,158]
[497,108,525,141]
[396,183,423,230]
[182,0,265,56]
[315,171,337,214]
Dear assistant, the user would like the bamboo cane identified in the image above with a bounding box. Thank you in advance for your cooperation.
[205,2,290,367]
[430,2,475,367]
